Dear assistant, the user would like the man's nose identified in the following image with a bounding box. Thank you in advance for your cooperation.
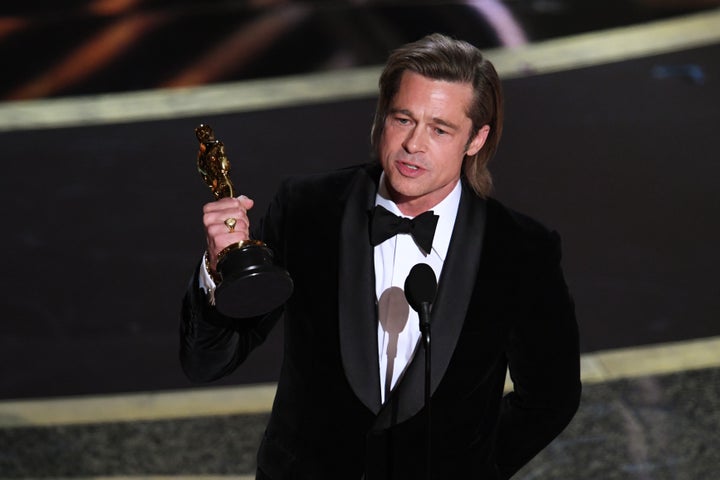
[402,126,426,153]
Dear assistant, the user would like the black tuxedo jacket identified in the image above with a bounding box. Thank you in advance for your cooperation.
[180,163,581,479]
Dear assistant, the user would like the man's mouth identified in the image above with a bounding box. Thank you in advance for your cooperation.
[394,157,426,176]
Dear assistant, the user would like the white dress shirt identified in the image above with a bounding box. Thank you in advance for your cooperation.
[374,174,461,403]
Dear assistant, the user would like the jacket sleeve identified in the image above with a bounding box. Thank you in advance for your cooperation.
[494,231,582,478]
[179,182,289,383]
[179,265,283,383]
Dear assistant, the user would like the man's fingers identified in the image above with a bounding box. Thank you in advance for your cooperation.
[203,198,251,231]
[202,195,255,271]
[203,195,252,214]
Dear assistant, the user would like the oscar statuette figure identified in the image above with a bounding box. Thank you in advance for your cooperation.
[195,124,293,317]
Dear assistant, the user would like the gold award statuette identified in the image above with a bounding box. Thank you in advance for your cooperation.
[195,124,293,318]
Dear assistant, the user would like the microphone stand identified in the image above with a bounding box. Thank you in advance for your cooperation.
[404,262,437,480]
[419,301,432,480]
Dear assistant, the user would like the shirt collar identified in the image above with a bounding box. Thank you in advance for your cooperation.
[375,172,461,260]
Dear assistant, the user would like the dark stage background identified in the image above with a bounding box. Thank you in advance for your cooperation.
[1,2,719,400]
[2,43,718,399]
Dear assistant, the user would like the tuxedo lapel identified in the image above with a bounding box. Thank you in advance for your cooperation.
[430,183,487,388]
[338,164,383,414]
[373,180,487,429]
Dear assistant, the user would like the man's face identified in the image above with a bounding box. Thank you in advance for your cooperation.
[379,71,489,216]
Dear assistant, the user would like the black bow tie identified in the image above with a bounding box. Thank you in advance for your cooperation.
[369,205,439,253]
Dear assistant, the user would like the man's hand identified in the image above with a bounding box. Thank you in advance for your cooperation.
[203,195,255,272]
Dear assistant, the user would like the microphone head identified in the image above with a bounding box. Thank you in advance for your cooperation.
[404,263,438,312]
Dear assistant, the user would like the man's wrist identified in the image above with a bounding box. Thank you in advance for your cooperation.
[199,252,219,306]
[203,251,222,284]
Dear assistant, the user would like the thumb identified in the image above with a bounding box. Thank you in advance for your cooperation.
[237,194,255,210]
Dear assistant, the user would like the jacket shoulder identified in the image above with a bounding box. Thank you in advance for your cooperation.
[485,197,562,263]
[279,162,380,200]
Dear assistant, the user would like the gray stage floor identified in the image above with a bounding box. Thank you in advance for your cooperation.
[2,367,719,479]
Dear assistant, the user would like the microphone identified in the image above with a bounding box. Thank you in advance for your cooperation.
[404,263,437,314]
[404,262,437,478]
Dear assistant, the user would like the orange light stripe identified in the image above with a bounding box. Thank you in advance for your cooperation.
[6,12,167,100]
[162,5,309,88]
[87,0,145,16]
[0,17,29,41]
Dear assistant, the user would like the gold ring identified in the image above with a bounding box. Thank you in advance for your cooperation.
[224,217,237,233]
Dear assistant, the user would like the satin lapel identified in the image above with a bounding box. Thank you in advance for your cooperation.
[373,181,487,429]
[338,164,383,414]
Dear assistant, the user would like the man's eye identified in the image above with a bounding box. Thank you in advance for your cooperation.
[435,128,447,135]
[396,117,410,125]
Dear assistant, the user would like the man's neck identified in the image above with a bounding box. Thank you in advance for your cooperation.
[378,174,460,217]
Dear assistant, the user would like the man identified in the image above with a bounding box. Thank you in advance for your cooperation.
[181,33,581,479]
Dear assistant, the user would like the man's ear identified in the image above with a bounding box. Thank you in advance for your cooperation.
[466,124,490,156]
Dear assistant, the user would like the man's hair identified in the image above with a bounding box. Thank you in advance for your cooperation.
[371,33,504,197]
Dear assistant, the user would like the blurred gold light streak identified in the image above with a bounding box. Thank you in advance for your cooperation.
[162,5,310,88]
[88,0,145,16]
[0,17,28,41]
[6,12,166,100]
